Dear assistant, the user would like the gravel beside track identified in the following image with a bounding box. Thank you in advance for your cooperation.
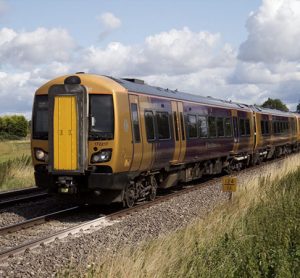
[0,197,73,228]
[0,157,293,277]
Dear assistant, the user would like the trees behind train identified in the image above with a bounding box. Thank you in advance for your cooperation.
[296,103,300,113]
[0,115,29,140]
[262,98,289,112]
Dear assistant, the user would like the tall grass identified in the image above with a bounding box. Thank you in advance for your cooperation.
[0,155,34,191]
[0,140,31,163]
[85,155,300,278]
[0,140,34,191]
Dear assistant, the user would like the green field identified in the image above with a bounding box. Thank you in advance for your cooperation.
[79,155,300,278]
[0,140,34,191]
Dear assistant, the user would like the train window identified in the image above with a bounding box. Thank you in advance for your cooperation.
[145,111,155,141]
[245,119,251,135]
[180,112,185,140]
[217,117,224,137]
[156,112,170,140]
[198,116,208,137]
[261,120,265,135]
[33,95,48,140]
[239,118,246,136]
[173,112,179,141]
[261,120,270,136]
[265,121,270,134]
[208,116,217,137]
[224,118,232,137]
[273,121,277,134]
[131,103,141,143]
[291,119,296,135]
[187,114,198,138]
[90,95,114,140]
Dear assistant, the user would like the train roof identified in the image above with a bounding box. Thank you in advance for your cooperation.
[108,76,296,117]
[109,76,252,110]
[250,105,295,117]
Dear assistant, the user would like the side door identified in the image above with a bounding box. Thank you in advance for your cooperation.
[178,102,186,162]
[232,113,239,153]
[129,95,143,171]
[170,101,181,163]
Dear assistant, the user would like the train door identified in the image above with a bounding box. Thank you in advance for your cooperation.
[171,101,181,163]
[53,95,78,170]
[178,102,186,162]
[253,113,258,150]
[232,114,239,153]
[129,95,143,171]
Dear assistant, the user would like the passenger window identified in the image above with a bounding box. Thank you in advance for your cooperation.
[173,112,179,141]
[208,116,217,137]
[245,119,251,135]
[265,121,270,134]
[217,117,224,137]
[224,118,232,137]
[261,120,265,135]
[239,118,245,136]
[198,116,208,138]
[180,112,185,140]
[145,111,155,141]
[187,114,198,138]
[156,112,170,140]
[131,103,141,143]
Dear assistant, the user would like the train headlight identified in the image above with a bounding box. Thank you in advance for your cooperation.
[35,148,48,162]
[91,149,112,163]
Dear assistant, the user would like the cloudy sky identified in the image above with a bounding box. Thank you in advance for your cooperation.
[0,0,300,117]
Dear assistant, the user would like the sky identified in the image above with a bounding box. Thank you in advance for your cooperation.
[0,0,300,117]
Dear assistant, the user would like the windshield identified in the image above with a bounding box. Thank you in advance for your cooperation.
[89,94,114,140]
[32,95,48,140]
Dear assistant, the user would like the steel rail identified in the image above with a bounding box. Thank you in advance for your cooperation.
[0,187,43,199]
[0,192,49,209]
[0,206,81,236]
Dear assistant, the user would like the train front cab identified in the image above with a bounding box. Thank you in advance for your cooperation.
[32,75,137,204]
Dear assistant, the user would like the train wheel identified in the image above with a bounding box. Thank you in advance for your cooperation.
[147,176,157,201]
[124,184,136,208]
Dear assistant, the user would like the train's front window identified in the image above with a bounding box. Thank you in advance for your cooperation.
[89,94,114,140]
[32,95,48,140]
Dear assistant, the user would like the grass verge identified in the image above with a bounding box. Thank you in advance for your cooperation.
[81,155,300,278]
[0,140,34,191]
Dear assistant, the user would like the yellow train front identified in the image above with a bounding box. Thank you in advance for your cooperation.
[32,74,139,206]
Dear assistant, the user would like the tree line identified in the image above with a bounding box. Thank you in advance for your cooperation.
[0,115,29,140]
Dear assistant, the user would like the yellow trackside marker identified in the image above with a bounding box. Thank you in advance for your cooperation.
[53,95,78,170]
[222,176,237,192]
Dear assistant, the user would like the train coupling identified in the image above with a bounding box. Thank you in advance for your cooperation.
[56,176,78,194]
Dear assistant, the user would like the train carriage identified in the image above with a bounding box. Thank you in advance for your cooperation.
[31,73,299,207]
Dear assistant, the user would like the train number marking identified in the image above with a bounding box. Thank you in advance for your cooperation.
[94,142,109,147]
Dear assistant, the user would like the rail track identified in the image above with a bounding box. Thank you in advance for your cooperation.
[0,187,49,209]
[0,155,288,261]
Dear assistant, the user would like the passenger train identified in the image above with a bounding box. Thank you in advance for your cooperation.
[31,73,300,207]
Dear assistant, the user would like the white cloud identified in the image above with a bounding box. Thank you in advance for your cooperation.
[97,12,121,30]
[0,28,16,45]
[0,71,33,114]
[82,27,234,76]
[239,0,300,63]
[0,27,76,68]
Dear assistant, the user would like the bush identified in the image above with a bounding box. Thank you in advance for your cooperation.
[0,115,29,139]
